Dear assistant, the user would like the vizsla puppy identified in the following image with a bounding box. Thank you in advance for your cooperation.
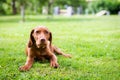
[19,26,71,71]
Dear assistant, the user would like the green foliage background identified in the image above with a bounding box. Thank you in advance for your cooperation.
[90,0,120,14]
[0,0,120,15]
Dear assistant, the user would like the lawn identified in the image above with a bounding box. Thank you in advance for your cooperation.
[0,15,120,80]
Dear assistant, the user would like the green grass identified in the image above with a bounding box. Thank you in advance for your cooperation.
[0,15,120,80]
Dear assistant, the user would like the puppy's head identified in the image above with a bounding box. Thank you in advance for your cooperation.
[28,26,52,48]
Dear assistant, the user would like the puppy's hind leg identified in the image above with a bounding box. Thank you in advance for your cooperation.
[53,46,71,58]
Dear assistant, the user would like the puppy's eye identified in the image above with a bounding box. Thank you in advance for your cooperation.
[36,31,40,34]
[45,31,49,34]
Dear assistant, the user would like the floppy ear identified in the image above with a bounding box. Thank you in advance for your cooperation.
[28,29,35,48]
[49,32,52,45]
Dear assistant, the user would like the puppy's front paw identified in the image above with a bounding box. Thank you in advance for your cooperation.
[50,61,59,68]
[19,65,30,71]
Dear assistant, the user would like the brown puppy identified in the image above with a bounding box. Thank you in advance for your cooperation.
[19,26,71,71]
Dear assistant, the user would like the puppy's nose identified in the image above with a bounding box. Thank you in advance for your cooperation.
[41,39,45,42]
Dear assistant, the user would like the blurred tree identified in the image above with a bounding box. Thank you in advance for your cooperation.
[11,0,17,14]
[37,0,53,15]
[48,0,54,15]
[0,0,87,15]
[18,0,27,22]
[91,0,120,14]
[26,0,39,14]
[0,0,18,15]
[54,0,86,8]
[37,0,49,14]
[0,0,6,15]
[1,0,120,15]
[54,0,87,14]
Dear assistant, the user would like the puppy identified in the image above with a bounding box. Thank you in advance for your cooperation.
[19,26,71,71]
